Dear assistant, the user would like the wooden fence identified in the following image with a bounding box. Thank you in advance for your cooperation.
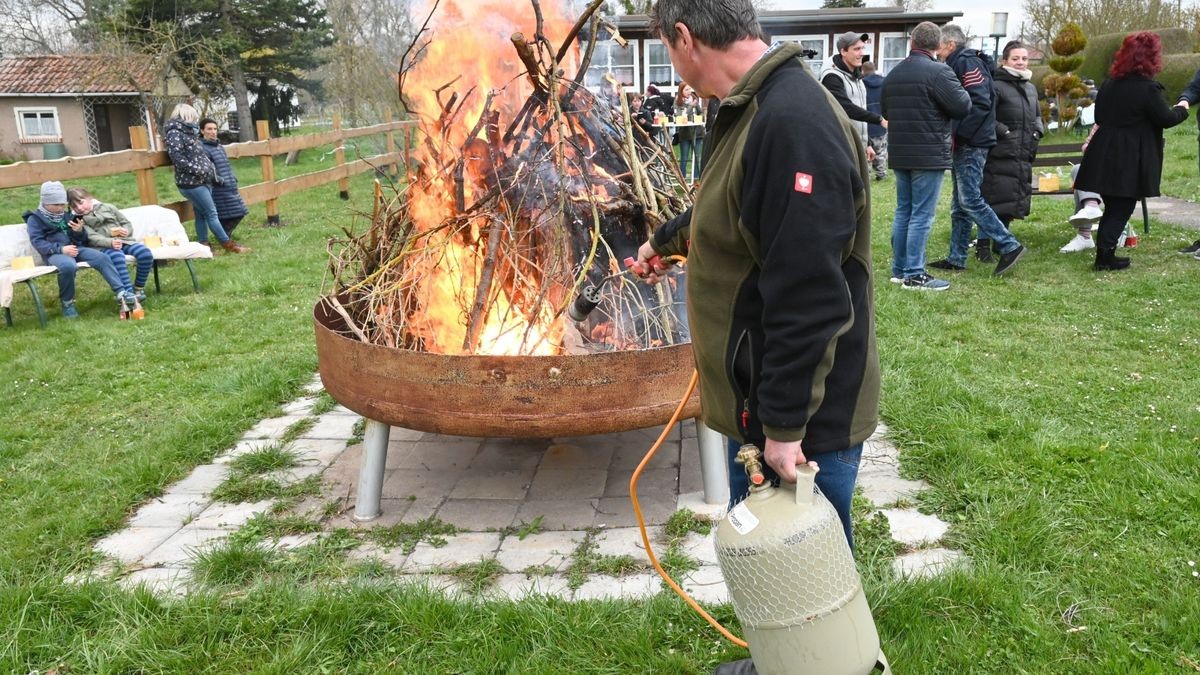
[0,115,416,225]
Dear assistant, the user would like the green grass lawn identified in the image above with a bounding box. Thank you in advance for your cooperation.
[2,125,1200,673]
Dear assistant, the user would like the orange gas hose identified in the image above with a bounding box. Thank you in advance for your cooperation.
[630,369,748,649]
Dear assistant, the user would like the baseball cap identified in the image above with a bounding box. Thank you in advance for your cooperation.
[836,31,870,51]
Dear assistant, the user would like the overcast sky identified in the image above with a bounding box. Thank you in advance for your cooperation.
[770,0,1029,47]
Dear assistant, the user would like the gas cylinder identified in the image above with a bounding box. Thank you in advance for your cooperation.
[714,445,889,675]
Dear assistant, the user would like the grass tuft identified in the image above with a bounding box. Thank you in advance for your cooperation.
[366,518,459,554]
[449,558,505,595]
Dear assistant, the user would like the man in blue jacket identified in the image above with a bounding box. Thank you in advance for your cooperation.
[862,60,887,180]
[24,181,126,319]
[929,24,1026,275]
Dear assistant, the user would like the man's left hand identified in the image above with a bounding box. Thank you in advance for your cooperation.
[763,438,807,483]
[866,146,876,163]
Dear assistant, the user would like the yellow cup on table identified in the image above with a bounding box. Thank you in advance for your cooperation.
[143,235,163,248]
[11,256,34,270]
[692,113,704,125]
[674,114,687,125]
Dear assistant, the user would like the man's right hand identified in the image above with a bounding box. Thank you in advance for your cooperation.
[632,241,669,284]
[62,245,79,257]
[112,240,123,250]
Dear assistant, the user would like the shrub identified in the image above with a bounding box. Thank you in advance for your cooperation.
[1159,53,1200,102]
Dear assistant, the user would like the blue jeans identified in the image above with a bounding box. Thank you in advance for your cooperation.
[726,438,862,550]
[890,169,946,280]
[948,146,1020,265]
[48,247,124,303]
[178,185,230,244]
[678,138,703,180]
[103,243,154,292]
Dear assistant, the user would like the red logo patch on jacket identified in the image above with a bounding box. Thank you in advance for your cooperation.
[794,172,813,194]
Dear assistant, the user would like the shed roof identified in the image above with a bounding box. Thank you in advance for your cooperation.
[0,53,160,95]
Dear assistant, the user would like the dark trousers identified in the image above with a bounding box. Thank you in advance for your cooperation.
[1096,195,1137,249]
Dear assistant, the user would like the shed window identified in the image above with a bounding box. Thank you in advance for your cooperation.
[16,108,62,142]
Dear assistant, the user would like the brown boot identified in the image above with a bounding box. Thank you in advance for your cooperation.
[221,240,251,254]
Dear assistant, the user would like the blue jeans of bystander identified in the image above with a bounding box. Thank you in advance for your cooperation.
[948,146,1021,265]
[47,247,125,303]
[178,185,230,244]
[890,169,946,280]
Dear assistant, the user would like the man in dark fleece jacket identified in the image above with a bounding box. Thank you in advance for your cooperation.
[931,23,1026,275]
[634,0,879,552]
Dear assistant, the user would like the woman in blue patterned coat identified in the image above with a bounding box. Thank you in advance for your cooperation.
[199,118,250,236]
[163,103,249,253]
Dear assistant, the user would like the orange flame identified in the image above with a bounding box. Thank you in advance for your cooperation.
[403,0,581,356]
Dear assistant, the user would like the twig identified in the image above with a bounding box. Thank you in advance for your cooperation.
[328,295,370,343]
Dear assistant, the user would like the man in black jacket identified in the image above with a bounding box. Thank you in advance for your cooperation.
[930,23,1026,275]
[634,0,878,552]
[880,21,970,291]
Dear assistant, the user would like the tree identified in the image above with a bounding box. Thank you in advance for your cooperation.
[890,0,933,12]
[318,0,415,127]
[1042,23,1088,131]
[89,0,333,140]
[1020,0,1197,55]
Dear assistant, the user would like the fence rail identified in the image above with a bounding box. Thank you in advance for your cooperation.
[0,115,416,225]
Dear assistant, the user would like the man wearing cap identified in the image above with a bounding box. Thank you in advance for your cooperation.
[820,31,887,159]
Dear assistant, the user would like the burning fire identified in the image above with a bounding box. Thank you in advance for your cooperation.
[401,1,580,356]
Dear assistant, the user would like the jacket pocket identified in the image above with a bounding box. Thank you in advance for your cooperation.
[729,329,756,433]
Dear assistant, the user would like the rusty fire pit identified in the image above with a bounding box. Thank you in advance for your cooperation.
[314,297,700,438]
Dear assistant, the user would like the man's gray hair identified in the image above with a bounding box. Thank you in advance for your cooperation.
[940,23,967,47]
[649,0,765,49]
[910,21,942,51]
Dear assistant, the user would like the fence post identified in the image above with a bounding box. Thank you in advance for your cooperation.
[334,113,349,200]
[129,126,158,205]
[255,120,281,226]
[384,110,398,180]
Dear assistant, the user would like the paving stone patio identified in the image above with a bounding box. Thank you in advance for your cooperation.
[87,374,965,597]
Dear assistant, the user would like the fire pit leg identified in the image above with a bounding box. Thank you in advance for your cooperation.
[696,422,730,506]
[354,418,391,521]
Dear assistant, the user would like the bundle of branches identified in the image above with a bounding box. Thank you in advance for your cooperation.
[324,0,694,356]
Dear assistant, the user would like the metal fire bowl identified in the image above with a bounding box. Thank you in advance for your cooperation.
[314,297,701,438]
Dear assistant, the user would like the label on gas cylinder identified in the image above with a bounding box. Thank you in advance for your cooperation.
[727,502,759,535]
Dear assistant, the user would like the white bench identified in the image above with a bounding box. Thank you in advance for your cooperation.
[1,205,213,327]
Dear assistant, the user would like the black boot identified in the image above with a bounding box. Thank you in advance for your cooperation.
[1094,247,1131,271]
[975,238,995,262]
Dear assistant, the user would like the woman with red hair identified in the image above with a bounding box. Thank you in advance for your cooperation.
[1075,31,1190,270]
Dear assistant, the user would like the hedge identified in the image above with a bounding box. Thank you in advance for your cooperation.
[1079,28,1198,85]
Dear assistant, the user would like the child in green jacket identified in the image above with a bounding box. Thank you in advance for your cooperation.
[67,187,154,304]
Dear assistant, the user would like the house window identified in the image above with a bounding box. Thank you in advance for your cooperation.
[879,33,909,75]
[771,35,827,75]
[644,40,678,94]
[583,39,639,93]
[15,107,62,142]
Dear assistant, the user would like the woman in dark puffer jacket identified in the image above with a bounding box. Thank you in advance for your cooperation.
[164,103,249,253]
[978,41,1042,260]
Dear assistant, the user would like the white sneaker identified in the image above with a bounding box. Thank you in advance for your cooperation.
[1069,204,1103,227]
[1059,234,1096,253]
[889,276,903,284]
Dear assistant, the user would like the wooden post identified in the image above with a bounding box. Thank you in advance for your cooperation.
[256,120,281,226]
[384,110,398,180]
[334,113,349,200]
[129,126,158,205]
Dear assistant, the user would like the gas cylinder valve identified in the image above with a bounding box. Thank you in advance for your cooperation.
[735,444,765,486]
